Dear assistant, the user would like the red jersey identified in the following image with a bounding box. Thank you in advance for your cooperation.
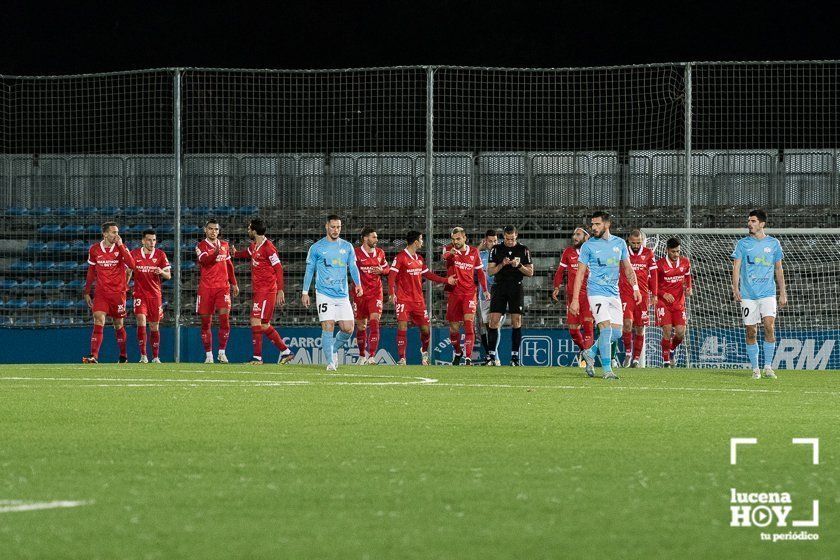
[442,244,487,298]
[354,245,390,297]
[390,249,432,306]
[656,256,692,309]
[553,246,588,298]
[235,238,284,294]
[620,246,658,299]
[85,241,135,296]
[196,239,236,290]
[130,247,170,299]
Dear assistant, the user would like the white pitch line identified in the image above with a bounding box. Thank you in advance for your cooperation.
[425,383,782,394]
[0,500,93,513]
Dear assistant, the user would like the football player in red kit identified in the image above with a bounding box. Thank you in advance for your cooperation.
[352,227,390,365]
[195,219,239,363]
[619,230,658,367]
[129,229,171,363]
[656,237,693,367]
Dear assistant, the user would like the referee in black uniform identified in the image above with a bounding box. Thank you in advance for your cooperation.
[487,225,534,366]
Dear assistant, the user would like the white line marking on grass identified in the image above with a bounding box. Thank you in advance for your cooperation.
[0,500,93,513]
[427,383,782,394]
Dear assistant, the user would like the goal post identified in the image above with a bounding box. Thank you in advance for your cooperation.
[640,228,840,370]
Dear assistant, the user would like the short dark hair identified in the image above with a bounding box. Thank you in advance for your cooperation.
[406,230,422,245]
[628,228,642,238]
[142,229,157,238]
[101,221,117,233]
[205,219,219,227]
[361,227,376,238]
[666,237,681,250]
[503,225,516,235]
[249,218,267,236]
[591,211,611,222]
[485,229,498,238]
[326,214,341,223]
[749,208,768,223]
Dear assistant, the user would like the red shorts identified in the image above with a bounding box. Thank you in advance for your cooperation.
[566,294,592,325]
[352,294,383,320]
[656,304,686,327]
[395,300,429,326]
[621,294,650,326]
[251,291,277,323]
[445,293,477,322]
[196,287,231,315]
[93,292,127,319]
[133,294,163,322]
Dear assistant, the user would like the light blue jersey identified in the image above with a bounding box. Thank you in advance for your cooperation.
[303,237,361,299]
[478,246,495,299]
[731,235,784,300]
[579,234,629,297]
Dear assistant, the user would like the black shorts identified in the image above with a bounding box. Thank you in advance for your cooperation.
[490,283,524,315]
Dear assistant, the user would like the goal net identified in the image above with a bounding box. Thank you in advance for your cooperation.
[640,228,840,370]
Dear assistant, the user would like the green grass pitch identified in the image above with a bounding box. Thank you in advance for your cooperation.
[0,363,837,559]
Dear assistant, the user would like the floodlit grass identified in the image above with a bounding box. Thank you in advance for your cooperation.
[0,363,837,559]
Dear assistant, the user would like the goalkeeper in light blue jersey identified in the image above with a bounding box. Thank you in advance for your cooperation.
[731,209,788,379]
[301,214,362,371]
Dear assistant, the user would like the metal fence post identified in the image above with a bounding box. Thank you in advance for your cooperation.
[425,66,435,356]
[173,68,183,363]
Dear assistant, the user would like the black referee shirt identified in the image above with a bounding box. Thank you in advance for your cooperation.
[489,243,532,286]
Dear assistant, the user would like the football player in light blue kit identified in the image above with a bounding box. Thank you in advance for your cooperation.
[570,211,641,379]
[731,209,788,379]
[302,214,363,371]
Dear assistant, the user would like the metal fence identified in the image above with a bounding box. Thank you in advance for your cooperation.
[1,62,839,356]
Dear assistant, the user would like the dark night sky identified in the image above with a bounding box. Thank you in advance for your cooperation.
[2,1,840,75]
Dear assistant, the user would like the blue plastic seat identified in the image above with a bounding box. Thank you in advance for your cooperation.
[33,261,56,272]
[55,207,78,217]
[30,300,52,310]
[15,317,38,327]
[29,207,52,216]
[180,261,197,271]
[42,280,66,290]
[6,207,28,216]
[238,206,259,216]
[123,207,145,217]
[75,207,97,217]
[181,224,202,235]
[7,299,29,310]
[45,241,71,253]
[154,224,175,235]
[52,317,74,326]
[128,224,154,235]
[10,261,33,271]
[99,206,119,216]
[214,206,235,217]
[190,207,211,217]
[146,207,167,217]
[157,240,175,251]
[65,279,85,291]
[55,261,79,272]
[25,242,48,254]
[73,300,89,310]
[19,279,43,291]
[69,240,89,253]
[61,225,85,236]
[0,316,12,326]
[38,224,62,235]
[0,279,18,290]
[86,224,102,234]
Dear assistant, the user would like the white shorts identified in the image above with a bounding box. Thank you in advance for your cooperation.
[316,293,354,322]
[588,295,623,325]
[741,297,777,325]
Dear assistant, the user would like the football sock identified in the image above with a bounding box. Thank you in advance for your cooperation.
[115,327,127,357]
[396,329,407,359]
[356,327,367,358]
[597,327,613,371]
[511,327,522,357]
[632,331,645,360]
[200,316,213,352]
[763,341,776,368]
[137,325,147,356]
[622,331,633,357]
[265,326,288,351]
[90,324,104,358]
[368,318,381,356]
[218,314,231,350]
[251,326,263,360]
[150,329,160,358]
[450,331,462,356]
[321,329,334,365]
[463,320,475,359]
[746,343,760,369]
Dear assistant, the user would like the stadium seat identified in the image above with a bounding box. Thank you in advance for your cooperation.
[123,207,146,217]
[25,242,48,254]
[146,207,167,217]
[53,299,74,310]
[214,206,235,217]
[55,261,79,272]
[99,206,119,216]
[29,207,52,216]
[72,300,88,310]
[52,317,75,326]
[6,299,29,310]
[190,207,212,218]
[6,207,28,216]
[55,207,78,217]
[75,207,98,217]
[10,260,33,271]
[69,240,89,254]
[157,240,175,252]
[87,224,102,234]
[61,225,85,236]
[30,300,52,310]
[65,279,85,291]
[0,316,12,326]
[237,206,259,216]
[33,261,56,272]
[38,224,62,235]
[0,279,18,291]
[45,241,71,253]
[42,280,66,291]
[181,224,202,235]
[15,317,37,327]
[154,224,175,235]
